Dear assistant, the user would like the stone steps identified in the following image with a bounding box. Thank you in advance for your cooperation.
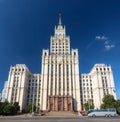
[45,111,77,117]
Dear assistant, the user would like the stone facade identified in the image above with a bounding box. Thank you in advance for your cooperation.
[1,16,116,111]
[90,64,116,109]
[48,95,73,111]
[80,64,116,109]
[40,17,81,111]
[3,64,31,110]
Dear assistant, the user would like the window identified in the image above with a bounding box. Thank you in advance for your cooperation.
[45,52,47,56]
[74,52,76,55]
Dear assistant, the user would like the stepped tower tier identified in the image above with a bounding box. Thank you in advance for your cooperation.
[50,15,70,55]
[40,15,81,112]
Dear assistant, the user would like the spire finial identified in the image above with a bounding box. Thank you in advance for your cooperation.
[59,13,62,25]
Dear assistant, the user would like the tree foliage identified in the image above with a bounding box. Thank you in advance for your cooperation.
[100,95,116,109]
[13,102,20,113]
[3,104,15,115]
[115,100,120,114]
[84,99,94,111]
[117,106,120,114]
[100,95,120,114]
[25,103,36,113]
[0,102,20,115]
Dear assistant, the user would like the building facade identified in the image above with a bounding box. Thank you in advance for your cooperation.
[80,64,116,109]
[1,17,116,111]
[1,81,8,102]
[90,64,116,109]
[40,17,81,111]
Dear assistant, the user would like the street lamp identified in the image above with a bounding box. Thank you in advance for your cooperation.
[88,99,90,110]
[32,82,35,116]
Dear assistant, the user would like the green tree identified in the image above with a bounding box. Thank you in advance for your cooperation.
[100,95,116,109]
[3,104,16,115]
[114,100,120,114]
[100,95,120,115]
[0,102,20,115]
[84,99,94,111]
[0,102,4,115]
[0,102,9,115]
[117,107,120,114]
[13,102,20,114]
[25,103,36,113]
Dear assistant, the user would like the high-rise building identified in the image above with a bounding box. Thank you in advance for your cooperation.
[1,81,8,102]
[80,64,116,109]
[3,64,31,110]
[40,16,81,111]
[1,16,116,112]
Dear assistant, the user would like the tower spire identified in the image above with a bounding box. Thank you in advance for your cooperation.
[59,13,62,25]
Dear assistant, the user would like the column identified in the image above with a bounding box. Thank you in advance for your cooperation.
[71,57,76,102]
[69,58,72,95]
[48,59,51,95]
[57,64,59,95]
[64,60,67,95]
[61,63,63,95]
[53,61,55,95]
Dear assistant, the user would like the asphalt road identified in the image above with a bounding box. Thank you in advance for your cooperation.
[0,117,120,122]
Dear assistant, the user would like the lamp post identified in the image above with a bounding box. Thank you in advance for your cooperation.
[32,82,35,116]
[88,99,90,110]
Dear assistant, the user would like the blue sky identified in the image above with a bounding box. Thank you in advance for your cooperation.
[0,0,120,99]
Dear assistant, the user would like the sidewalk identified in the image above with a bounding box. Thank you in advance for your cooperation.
[0,113,85,119]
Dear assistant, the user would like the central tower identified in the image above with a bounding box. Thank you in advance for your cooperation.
[40,15,81,111]
[50,14,70,55]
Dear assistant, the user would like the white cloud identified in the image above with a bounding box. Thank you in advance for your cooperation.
[104,40,109,44]
[95,35,115,51]
[101,36,108,40]
[96,36,101,40]
[105,44,115,51]
[96,36,107,40]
